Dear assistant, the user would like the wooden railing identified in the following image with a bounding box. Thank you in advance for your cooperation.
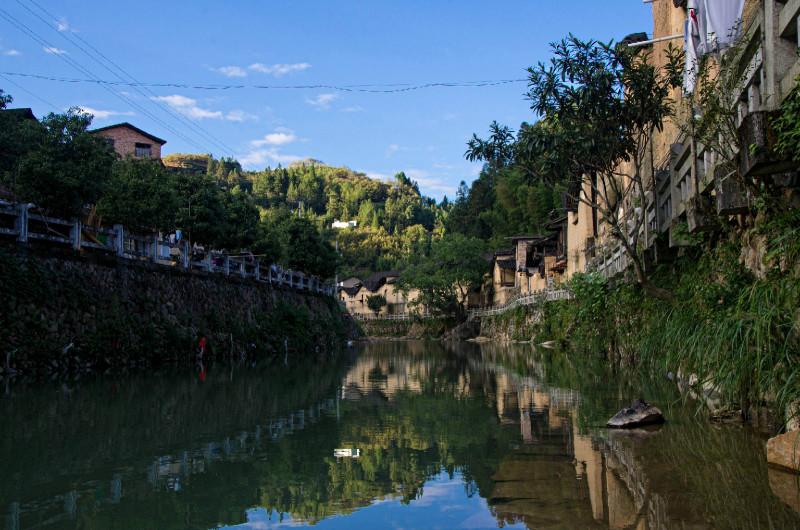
[467,288,571,320]
[0,201,335,296]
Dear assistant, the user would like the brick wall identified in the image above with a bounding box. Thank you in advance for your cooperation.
[92,126,163,159]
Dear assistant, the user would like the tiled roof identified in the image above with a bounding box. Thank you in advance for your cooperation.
[341,286,362,297]
[90,122,167,145]
[362,269,403,291]
[496,259,516,269]
[0,108,37,121]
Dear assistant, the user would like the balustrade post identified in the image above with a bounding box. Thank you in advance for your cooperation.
[240,259,246,278]
[70,220,81,251]
[204,252,212,272]
[113,224,124,257]
[268,265,273,284]
[255,260,260,281]
[15,203,28,242]
[182,241,189,268]
[151,234,159,262]
[224,254,230,276]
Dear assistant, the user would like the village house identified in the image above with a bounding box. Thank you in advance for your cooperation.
[338,269,422,316]
[89,122,166,160]
[588,0,798,279]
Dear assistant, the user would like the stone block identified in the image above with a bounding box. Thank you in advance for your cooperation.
[687,195,720,233]
[715,168,752,215]
[739,110,799,178]
[767,430,800,473]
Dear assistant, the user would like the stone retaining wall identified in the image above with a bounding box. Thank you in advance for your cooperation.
[0,245,356,375]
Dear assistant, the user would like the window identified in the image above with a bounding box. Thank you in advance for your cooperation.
[105,138,115,148]
[135,142,152,157]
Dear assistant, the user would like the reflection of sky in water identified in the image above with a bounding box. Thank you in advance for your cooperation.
[227,473,525,530]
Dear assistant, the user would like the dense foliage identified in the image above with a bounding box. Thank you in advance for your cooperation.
[396,233,490,318]
[1,93,116,219]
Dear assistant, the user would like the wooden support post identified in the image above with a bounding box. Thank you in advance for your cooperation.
[70,220,81,251]
[255,260,260,281]
[15,203,28,242]
[113,225,124,257]
[267,265,272,284]
[240,259,246,278]
[224,254,230,276]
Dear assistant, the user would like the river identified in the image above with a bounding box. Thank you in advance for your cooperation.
[1,340,798,529]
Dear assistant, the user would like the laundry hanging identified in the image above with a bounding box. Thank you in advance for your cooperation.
[682,0,746,93]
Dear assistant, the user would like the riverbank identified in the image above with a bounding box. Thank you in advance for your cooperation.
[0,244,357,376]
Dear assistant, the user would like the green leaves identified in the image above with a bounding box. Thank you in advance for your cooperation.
[396,234,489,318]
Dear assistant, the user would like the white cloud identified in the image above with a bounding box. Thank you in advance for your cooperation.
[215,66,248,78]
[4,49,21,56]
[405,169,456,197]
[76,106,134,120]
[44,46,68,54]
[248,62,311,76]
[363,171,393,181]
[386,144,408,157]
[239,147,303,168]
[341,106,364,112]
[56,17,75,32]
[225,109,258,122]
[250,128,297,147]
[305,93,338,110]
[443,113,460,120]
[151,94,222,119]
[433,163,456,170]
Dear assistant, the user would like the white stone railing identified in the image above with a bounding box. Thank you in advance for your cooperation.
[352,312,434,321]
[0,201,335,296]
[466,288,571,321]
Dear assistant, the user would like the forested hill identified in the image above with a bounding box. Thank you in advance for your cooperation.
[163,154,450,277]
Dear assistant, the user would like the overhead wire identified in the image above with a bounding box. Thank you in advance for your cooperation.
[0,7,211,154]
[0,71,528,93]
[16,0,237,156]
[0,72,58,110]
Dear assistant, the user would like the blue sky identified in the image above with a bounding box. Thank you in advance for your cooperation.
[1,1,654,201]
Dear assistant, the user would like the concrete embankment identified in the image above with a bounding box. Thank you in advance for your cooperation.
[0,245,357,376]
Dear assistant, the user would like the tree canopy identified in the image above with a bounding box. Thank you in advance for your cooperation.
[397,234,489,318]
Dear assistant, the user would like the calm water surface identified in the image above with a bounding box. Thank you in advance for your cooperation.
[2,340,799,529]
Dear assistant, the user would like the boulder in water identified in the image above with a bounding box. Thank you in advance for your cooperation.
[607,398,665,428]
[767,431,800,473]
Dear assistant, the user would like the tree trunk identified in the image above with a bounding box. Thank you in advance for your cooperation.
[631,255,676,303]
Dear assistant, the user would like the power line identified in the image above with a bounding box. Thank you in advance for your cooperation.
[0,71,527,93]
[0,8,211,154]
[17,0,236,156]
[0,72,58,110]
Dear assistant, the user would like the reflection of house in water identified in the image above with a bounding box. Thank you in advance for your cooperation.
[341,351,685,529]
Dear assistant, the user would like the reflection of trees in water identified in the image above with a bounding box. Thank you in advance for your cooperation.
[4,340,797,530]
[0,353,351,529]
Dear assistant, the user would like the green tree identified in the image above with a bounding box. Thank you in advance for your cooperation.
[397,234,489,319]
[96,158,178,233]
[366,294,387,316]
[3,106,116,218]
[278,216,337,278]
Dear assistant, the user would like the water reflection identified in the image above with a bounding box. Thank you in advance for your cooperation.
[1,340,798,529]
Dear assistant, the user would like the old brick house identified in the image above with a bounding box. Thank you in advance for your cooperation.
[89,122,166,160]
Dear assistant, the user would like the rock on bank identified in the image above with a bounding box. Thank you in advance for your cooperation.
[0,246,357,375]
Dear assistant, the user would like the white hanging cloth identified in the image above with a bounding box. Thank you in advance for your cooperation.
[702,0,746,54]
[683,18,700,93]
